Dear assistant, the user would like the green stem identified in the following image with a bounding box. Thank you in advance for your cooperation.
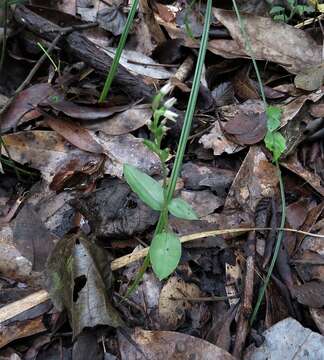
[165,0,212,203]
[250,161,285,325]
[232,0,267,106]
[0,0,8,73]
[232,0,287,326]
[99,0,139,103]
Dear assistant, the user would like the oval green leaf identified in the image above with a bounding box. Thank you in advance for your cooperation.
[123,164,164,211]
[168,198,199,220]
[149,232,181,280]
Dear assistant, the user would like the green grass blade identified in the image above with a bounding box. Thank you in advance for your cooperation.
[125,0,212,295]
[99,0,139,103]
[165,0,212,203]
[250,162,286,325]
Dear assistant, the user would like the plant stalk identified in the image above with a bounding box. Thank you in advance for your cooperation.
[125,0,212,296]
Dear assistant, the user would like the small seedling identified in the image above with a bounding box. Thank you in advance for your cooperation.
[270,0,314,22]
[124,83,199,280]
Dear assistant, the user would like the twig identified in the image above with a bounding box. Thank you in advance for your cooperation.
[111,226,324,271]
[0,290,49,323]
[233,231,256,358]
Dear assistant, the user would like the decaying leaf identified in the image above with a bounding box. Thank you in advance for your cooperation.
[118,328,235,360]
[210,9,322,74]
[291,281,324,308]
[83,104,152,135]
[0,83,55,132]
[2,130,160,182]
[223,110,267,146]
[46,233,123,338]
[158,276,202,330]
[281,153,324,197]
[70,178,159,238]
[103,48,174,79]
[294,63,324,91]
[225,146,278,212]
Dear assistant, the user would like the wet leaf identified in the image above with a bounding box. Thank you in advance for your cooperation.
[168,197,199,220]
[46,233,123,338]
[149,232,181,280]
[123,164,163,211]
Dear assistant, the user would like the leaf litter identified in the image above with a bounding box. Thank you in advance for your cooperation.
[1,1,324,359]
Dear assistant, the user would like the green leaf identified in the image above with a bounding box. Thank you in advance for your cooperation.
[266,106,282,132]
[273,14,286,22]
[287,0,295,8]
[168,198,199,220]
[270,6,285,15]
[123,164,164,211]
[143,139,159,154]
[264,131,286,161]
[149,232,181,280]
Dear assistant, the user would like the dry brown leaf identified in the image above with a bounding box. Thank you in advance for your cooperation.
[310,308,324,335]
[291,281,324,308]
[118,328,235,360]
[2,130,160,182]
[46,116,104,154]
[210,9,322,74]
[83,105,151,135]
[199,120,243,155]
[223,110,267,145]
[280,90,324,127]
[225,146,278,212]
[158,276,202,330]
[0,83,55,132]
[281,153,324,197]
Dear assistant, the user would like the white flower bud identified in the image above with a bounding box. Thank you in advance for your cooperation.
[164,97,177,109]
[160,82,173,96]
[164,110,178,122]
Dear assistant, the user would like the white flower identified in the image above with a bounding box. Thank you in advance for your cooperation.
[160,82,173,96]
[164,97,177,109]
[164,110,178,122]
